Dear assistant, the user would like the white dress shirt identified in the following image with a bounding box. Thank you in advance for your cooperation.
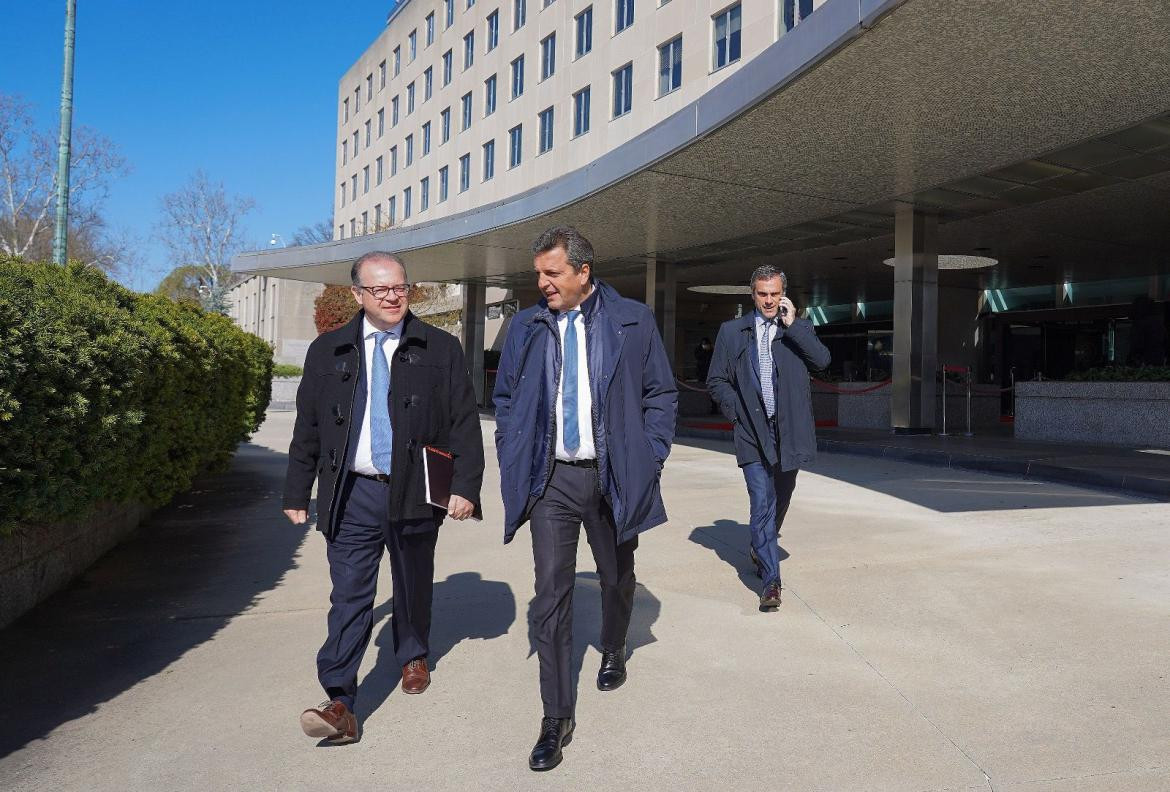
[554,304,596,461]
[352,316,403,475]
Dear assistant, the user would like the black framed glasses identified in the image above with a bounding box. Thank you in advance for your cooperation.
[355,283,410,300]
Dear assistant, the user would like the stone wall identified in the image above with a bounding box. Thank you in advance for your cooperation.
[0,502,150,629]
[1015,382,1170,447]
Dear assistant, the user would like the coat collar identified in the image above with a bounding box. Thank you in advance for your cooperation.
[527,278,641,328]
[333,310,427,350]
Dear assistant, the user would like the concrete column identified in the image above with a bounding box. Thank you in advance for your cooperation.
[891,205,938,433]
[645,259,677,371]
[460,282,487,406]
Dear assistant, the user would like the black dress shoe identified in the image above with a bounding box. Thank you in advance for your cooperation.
[528,716,574,771]
[596,645,627,691]
[759,580,782,611]
[749,547,763,579]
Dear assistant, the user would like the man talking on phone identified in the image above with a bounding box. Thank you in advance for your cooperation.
[706,265,830,611]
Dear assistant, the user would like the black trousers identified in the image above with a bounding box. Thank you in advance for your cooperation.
[529,462,637,718]
[316,474,438,710]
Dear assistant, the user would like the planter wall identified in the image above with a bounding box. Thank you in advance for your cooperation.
[1015,381,1170,448]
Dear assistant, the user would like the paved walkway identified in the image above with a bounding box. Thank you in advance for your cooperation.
[2,411,1169,791]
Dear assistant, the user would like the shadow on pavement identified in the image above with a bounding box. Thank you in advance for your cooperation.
[0,442,307,760]
[688,520,790,594]
[356,571,516,720]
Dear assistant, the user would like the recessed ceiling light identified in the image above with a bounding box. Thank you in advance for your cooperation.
[687,285,751,294]
[882,255,998,270]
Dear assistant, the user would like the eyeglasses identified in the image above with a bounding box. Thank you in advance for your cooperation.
[355,283,410,300]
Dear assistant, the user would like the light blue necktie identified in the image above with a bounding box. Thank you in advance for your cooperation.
[371,330,393,474]
[562,310,580,452]
[759,319,776,419]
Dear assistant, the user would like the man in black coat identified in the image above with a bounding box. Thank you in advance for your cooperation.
[706,264,830,612]
[283,251,484,743]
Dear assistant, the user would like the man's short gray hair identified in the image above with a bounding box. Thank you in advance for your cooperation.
[532,226,595,273]
[351,251,408,286]
[749,264,787,292]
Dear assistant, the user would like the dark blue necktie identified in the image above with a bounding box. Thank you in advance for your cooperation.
[760,319,776,419]
[562,310,580,452]
[371,331,393,474]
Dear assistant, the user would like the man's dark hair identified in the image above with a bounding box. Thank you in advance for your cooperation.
[532,226,594,273]
[749,264,787,292]
[351,251,407,286]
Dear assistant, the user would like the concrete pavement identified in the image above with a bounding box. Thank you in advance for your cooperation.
[1,410,1168,791]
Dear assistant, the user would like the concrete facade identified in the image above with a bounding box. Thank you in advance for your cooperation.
[226,276,324,366]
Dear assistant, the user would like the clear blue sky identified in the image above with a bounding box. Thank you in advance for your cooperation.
[1,0,397,291]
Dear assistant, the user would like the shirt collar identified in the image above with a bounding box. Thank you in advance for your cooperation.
[363,316,403,339]
[557,281,599,322]
[755,310,776,326]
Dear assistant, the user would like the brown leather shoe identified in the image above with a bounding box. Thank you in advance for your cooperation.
[401,658,431,694]
[759,580,782,611]
[300,699,358,743]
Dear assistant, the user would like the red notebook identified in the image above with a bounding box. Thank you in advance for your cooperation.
[423,446,482,520]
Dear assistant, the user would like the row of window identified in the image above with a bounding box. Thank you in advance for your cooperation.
[341,5,742,166]
[342,0,753,124]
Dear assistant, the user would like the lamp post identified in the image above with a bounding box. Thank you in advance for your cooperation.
[51,0,78,265]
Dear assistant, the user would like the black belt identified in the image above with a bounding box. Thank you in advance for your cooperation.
[557,458,598,468]
[353,471,390,483]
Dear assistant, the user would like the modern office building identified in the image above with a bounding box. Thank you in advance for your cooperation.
[234,0,1170,430]
[225,276,324,365]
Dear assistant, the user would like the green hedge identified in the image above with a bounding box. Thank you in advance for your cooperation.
[0,258,273,533]
[273,363,303,377]
[1065,366,1170,382]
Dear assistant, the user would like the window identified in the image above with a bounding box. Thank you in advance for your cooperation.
[575,7,593,57]
[379,61,387,88]
[404,186,412,219]
[544,0,555,6]
[612,62,632,117]
[483,139,495,181]
[365,119,371,147]
[366,74,373,100]
[540,33,556,80]
[459,153,471,192]
[390,145,398,175]
[658,36,682,96]
[408,29,417,61]
[350,218,356,237]
[484,74,497,116]
[377,108,385,137]
[363,165,370,194]
[712,4,741,70]
[362,210,368,234]
[351,174,357,201]
[508,124,522,167]
[461,92,473,130]
[354,86,361,112]
[511,55,525,98]
[422,121,432,155]
[445,0,454,28]
[407,82,415,114]
[439,165,449,201]
[442,50,453,86]
[615,0,633,33]
[513,0,526,30]
[420,177,430,211]
[392,95,400,126]
[426,12,435,44]
[463,31,475,69]
[405,133,414,166]
[343,97,349,122]
[342,139,348,165]
[339,224,345,240]
[352,130,359,155]
[376,155,384,184]
[374,203,382,230]
[424,67,433,101]
[340,181,347,207]
[441,107,452,142]
[393,46,401,75]
[538,106,554,153]
[468,0,476,7]
[781,0,813,32]
[389,195,397,224]
[486,10,499,51]
[573,86,590,136]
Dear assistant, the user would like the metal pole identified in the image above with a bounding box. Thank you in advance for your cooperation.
[939,364,948,436]
[1010,367,1016,417]
[965,369,973,437]
[51,0,77,265]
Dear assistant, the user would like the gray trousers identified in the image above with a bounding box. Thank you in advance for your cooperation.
[529,462,637,718]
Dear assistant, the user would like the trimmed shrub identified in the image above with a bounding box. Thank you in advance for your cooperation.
[273,363,303,377]
[314,284,359,334]
[0,257,273,533]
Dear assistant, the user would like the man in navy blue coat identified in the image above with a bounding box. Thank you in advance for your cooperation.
[492,227,677,771]
[706,265,830,611]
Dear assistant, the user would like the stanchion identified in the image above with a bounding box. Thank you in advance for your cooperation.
[965,369,973,437]
[940,364,949,436]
